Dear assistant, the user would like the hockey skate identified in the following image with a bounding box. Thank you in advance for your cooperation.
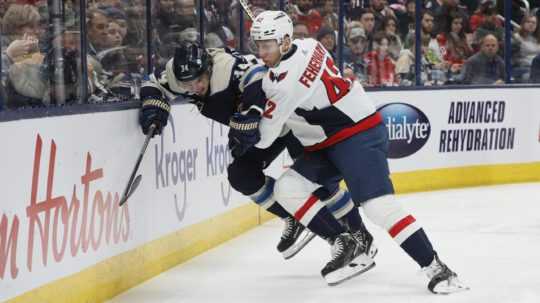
[321,233,376,286]
[351,226,378,259]
[422,254,470,294]
[277,216,316,260]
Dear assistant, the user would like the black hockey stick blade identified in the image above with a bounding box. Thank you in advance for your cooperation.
[119,174,142,206]
[119,124,156,206]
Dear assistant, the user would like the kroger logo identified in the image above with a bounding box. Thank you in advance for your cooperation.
[378,102,431,159]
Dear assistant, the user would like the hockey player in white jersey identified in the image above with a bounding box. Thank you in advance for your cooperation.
[138,41,376,262]
[240,10,469,293]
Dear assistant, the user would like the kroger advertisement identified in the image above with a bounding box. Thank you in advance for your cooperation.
[370,88,540,172]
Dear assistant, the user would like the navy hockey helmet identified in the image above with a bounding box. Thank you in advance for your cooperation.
[173,42,211,82]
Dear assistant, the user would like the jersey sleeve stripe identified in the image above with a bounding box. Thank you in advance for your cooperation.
[243,66,268,87]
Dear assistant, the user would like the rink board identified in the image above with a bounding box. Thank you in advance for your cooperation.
[1,88,540,302]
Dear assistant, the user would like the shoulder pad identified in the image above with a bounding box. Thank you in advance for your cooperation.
[209,49,236,94]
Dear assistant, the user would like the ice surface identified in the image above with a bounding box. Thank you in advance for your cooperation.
[108,183,540,303]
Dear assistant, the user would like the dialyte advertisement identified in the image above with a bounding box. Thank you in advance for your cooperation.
[371,88,540,172]
[0,104,289,301]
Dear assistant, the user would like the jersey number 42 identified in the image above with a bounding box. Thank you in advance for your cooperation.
[321,57,351,104]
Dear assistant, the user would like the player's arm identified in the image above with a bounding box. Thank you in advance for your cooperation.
[227,64,268,157]
[139,74,171,137]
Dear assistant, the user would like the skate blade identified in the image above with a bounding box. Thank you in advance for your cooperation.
[325,254,376,286]
[282,231,316,260]
[349,243,378,267]
[431,277,470,295]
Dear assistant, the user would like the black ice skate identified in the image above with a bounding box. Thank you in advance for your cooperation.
[351,226,378,259]
[321,233,376,286]
[423,254,470,294]
[277,216,315,259]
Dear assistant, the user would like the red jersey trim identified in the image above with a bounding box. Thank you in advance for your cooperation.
[304,112,383,152]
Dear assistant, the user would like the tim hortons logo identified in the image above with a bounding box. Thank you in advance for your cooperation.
[1,134,130,281]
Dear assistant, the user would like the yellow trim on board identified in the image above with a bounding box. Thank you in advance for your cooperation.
[391,162,540,194]
[8,162,540,303]
[7,203,273,303]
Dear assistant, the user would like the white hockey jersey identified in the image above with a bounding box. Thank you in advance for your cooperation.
[256,38,381,151]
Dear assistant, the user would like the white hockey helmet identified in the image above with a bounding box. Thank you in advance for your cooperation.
[250,10,293,45]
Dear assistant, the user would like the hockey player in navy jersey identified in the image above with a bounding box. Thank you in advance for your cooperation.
[236,10,470,293]
[137,41,376,265]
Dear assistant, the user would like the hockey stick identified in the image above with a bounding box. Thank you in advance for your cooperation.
[119,124,156,206]
[238,0,255,20]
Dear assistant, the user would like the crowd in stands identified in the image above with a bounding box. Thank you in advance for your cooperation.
[1,0,540,111]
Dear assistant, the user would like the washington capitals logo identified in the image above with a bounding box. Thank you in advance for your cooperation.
[269,71,288,82]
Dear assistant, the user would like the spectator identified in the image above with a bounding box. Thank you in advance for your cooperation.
[382,15,403,60]
[102,6,128,44]
[396,34,445,86]
[436,13,473,79]
[433,0,470,35]
[175,0,197,30]
[425,0,444,13]
[5,29,88,108]
[396,0,415,40]
[470,0,501,32]
[106,21,124,48]
[293,22,311,39]
[352,9,376,52]
[369,0,397,33]
[462,34,505,84]
[404,10,444,72]
[290,0,323,35]
[343,26,369,84]
[358,9,376,39]
[2,4,41,79]
[87,8,110,55]
[320,0,338,30]
[512,13,540,82]
[365,32,397,86]
[529,53,540,83]
[317,26,336,57]
[471,3,504,51]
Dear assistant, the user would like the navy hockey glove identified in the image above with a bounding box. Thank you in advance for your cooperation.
[228,112,261,158]
[139,98,171,137]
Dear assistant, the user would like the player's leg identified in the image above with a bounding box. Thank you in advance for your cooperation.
[274,166,374,285]
[326,123,468,294]
[227,136,313,258]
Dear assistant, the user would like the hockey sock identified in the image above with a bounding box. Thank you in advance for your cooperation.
[307,208,346,241]
[364,195,436,268]
[398,227,436,267]
[342,208,364,232]
[266,202,291,219]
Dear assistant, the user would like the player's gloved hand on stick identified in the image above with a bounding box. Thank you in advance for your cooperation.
[139,98,171,137]
[228,112,261,158]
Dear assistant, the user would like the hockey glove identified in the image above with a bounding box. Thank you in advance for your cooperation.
[228,112,261,158]
[139,98,171,137]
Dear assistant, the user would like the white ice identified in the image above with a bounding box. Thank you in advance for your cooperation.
[108,183,540,303]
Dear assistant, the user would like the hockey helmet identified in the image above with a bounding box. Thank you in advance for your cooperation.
[250,10,293,45]
[173,41,211,82]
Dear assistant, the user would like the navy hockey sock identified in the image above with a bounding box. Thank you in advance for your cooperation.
[388,214,435,267]
[343,208,364,232]
[267,202,291,219]
[307,208,346,241]
[400,228,436,267]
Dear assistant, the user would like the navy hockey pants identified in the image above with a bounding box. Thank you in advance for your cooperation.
[291,123,394,205]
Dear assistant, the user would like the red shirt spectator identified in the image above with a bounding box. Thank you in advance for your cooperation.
[364,34,397,86]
